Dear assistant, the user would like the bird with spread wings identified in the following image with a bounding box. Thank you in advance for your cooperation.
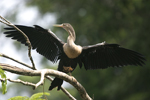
[3,23,145,90]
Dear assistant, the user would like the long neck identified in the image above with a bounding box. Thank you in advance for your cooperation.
[67,35,76,46]
[66,28,76,42]
[64,34,82,59]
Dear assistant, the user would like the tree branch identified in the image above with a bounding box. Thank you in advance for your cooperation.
[0,53,32,69]
[0,15,92,100]
[0,63,92,100]
[44,75,77,100]
[0,78,36,89]
[0,53,77,100]
[0,77,77,100]
[0,15,35,69]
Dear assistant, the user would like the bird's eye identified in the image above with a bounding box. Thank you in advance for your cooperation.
[63,23,68,27]
[62,24,66,27]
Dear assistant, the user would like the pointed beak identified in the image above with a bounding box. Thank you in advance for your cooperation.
[53,24,63,28]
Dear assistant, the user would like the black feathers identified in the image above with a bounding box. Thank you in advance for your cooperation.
[49,78,63,91]
[3,24,146,91]
[4,25,64,63]
[81,43,145,70]
[4,25,146,69]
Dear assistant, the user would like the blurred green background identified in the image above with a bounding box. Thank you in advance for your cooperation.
[0,0,150,100]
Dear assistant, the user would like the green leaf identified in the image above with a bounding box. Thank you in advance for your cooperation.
[0,66,7,94]
[2,80,7,94]
[0,69,6,79]
[8,96,29,100]
[8,92,50,100]
[29,92,50,100]
[0,53,2,57]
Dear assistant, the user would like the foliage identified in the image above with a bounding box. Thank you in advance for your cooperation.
[0,66,7,94]
[8,92,50,100]
[29,92,50,100]
[8,96,29,100]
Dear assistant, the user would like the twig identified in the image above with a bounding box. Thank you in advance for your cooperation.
[0,15,88,100]
[0,53,76,100]
[0,77,76,99]
[0,78,36,89]
[0,53,33,69]
[0,63,92,100]
[0,15,36,70]
[0,75,76,100]
[45,75,76,100]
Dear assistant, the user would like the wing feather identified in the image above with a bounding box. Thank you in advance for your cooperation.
[81,42,145,70]
[4,25,64,63]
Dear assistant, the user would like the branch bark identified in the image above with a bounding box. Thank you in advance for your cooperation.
[0,15,92,100]
[0,63,92,100]
[0,78,36,89]
[0,15,35,69]
[0,53,32,69]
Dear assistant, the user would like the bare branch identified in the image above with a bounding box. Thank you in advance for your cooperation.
[44,75,76,100]
[0,15,92,100]
[0,78,36,89]
[0,15,10,24]
[0,15,35,69]
[0,77,77,100]
[0,53,32,69]
[0,53,76,100]
[35,69,46,88]
[0,63,92,100]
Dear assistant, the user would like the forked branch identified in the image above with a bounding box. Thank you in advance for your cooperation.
[0,63,92,100]
[0,15,92,100]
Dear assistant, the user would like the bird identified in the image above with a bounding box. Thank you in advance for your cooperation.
[3,23,145,90]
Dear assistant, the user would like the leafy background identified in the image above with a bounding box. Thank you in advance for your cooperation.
[0,0,150,100]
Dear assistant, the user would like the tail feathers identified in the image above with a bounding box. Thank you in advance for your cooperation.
[49,78,63,91]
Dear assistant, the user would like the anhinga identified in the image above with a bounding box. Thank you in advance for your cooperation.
[4,23,145,90]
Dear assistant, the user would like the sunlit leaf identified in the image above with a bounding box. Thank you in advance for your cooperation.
[8,92,50,100]
[8,96,29,100]
[0,66,6,79]
[29,92,50,100]
[0,66,7,94]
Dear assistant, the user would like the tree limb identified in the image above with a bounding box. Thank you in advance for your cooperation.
[0,63,92,100]
[0,77,77,100]
[0,53,77,100]
[0,15,92,100]
[0,53,32,69]
[0,15,35,70]
[0,78,36,89]
[45,75,77,100]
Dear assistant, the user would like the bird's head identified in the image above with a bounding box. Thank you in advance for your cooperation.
[54,23,76,41]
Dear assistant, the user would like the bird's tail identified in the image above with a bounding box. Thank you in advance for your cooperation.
[49,77,63,91]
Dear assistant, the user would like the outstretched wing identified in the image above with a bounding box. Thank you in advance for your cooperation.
[4,25,64,63]
[81,42,145,70]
